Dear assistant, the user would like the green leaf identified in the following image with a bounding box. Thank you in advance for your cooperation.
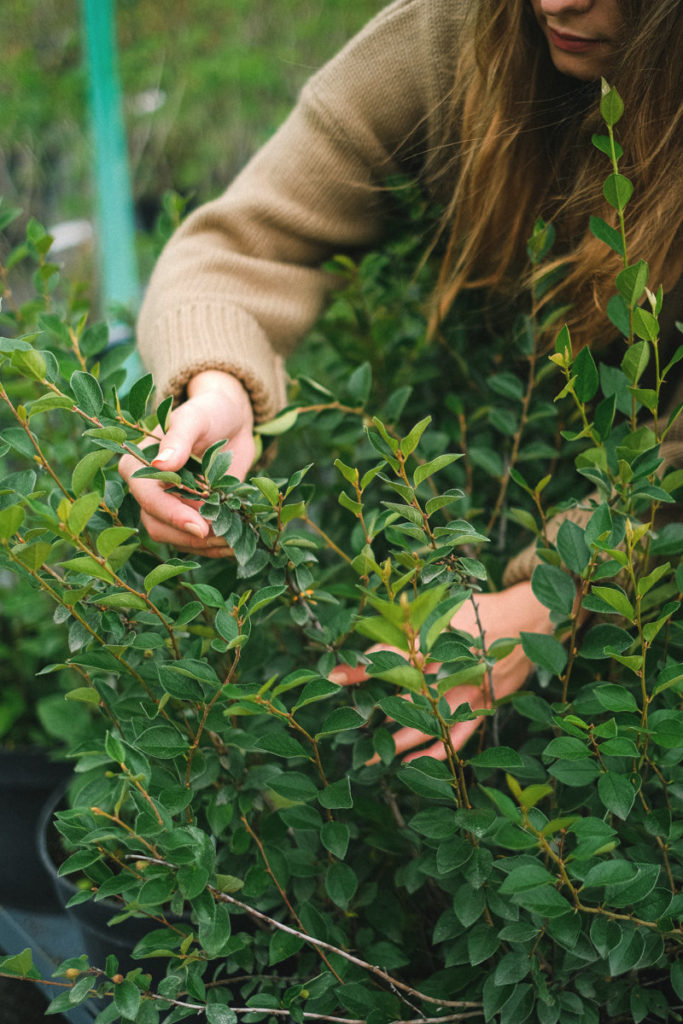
[401,415,431,456]
[318,777,352,809]
[506,506,539,534]
[499,863,556,894]
[589,215,624,257]
[71,370,104,417]
[583,859,635,888]
[325,861,357,908]
[144,558,201,593]
[600,83,624,126]
[334,458,357,485]
[410,807,457,840]
[206,1005,238,1024]
[554,323,572,359]
[131,467,182,486]
[580,624,633,660]
[631,307,659,342]
[65,687,100,705]
[126,373,155,421]
[156,394,173,432]
[71,450,113,496]
[248,585,287,614]
[607,293,631,338]
[621,340,650,385]
[135,724,188,760]
[345,360,372,404]
[0,504,25,540]
[520,632,567,675]
[269,772,319,803]
[378,696,437,736]
[251,476,280,506]
[543,736,590,761]
[616,260,648,309]
[606,864,660,910]
[591,585,634,621]
[113,979,141,1021]
[603,173,633,211]
[599,737,640,758]
[468,747,524,770]
[338,490,363,516]
[11,347,47,381]
[424,593,468,651]
[494,951,531,985]
[0,948,41,979]
[531,563,575,615]
[255,408,299,435]
[105,731,127,762]
[671,961,683,1002]
[12,540,52,571]
[573,345,599,403]
[27,393,75,417]
[316,707,364,739]
[489,371,525,401]
[365,650,424,692]
[636,562,670,598]
[467,922,500,966]
[268,928,304,966]
[96,591,148,611]
[96,526,138,559]
[321,820,350,859]
[413,452,460,487]
[594,392,617,440]
[66,492,101,537]
[649,709,683,749]
[556,519,590,574]
[594,683,639,712]
[354,615,409,651]
[598,771,636,820]
[59,555,114,583]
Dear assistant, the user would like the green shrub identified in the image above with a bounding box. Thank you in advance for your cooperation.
[0,84,682,1024]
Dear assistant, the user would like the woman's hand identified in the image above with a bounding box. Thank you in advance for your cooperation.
[330,581,555,760]
[118,370,254,556]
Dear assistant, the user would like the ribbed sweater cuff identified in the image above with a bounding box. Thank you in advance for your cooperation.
[139,302,287,422]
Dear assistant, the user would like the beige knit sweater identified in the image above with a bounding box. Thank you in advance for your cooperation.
[137,0,463,419]
[137,0,681,582]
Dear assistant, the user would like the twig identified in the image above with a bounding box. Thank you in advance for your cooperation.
[126,854,482,1011]
[468,593,498,746]
[241,816,344,984]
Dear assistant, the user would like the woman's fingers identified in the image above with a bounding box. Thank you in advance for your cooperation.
[125,470,209,538]
[119,371,257,548]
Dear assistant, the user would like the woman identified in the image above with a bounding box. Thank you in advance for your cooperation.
[120,0,682,757]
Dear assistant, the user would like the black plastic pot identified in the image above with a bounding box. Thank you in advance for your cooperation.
[0,747,72,911]
[36,786,171,976]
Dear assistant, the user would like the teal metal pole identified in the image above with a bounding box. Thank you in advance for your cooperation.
[80,0,140,320]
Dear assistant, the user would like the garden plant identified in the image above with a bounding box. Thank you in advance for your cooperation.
[0,85,682,1024]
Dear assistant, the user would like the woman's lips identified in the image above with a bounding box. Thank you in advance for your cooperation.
[547,26,604,53]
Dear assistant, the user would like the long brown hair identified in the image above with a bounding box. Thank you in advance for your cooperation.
[431,0,683,349]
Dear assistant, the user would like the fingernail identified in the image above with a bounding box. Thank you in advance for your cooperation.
[183,522,207,538]
[153,448,176,465]
[328,667,349,685]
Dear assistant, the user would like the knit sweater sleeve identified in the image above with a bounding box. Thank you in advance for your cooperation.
[136,0,460,421]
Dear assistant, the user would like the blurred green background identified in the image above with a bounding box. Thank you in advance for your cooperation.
[1,0,383,270]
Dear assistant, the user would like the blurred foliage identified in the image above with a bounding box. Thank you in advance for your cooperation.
[0,0,383,233]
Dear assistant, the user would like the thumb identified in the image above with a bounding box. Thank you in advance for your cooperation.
[151,402,208,472]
